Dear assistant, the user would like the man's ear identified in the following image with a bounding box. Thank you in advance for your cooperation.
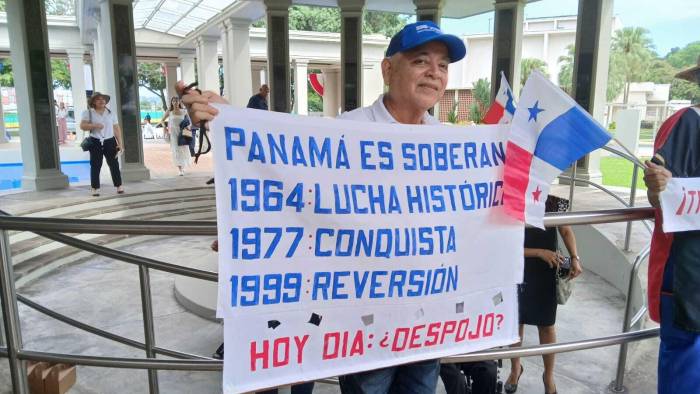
[381,57,392,86]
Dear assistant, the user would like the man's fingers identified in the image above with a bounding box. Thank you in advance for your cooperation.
[202,91,229,104]
[181,94,208,108]
[188,112,216,125]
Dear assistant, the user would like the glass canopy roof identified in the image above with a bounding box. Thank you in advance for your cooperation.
[132,0,232,37]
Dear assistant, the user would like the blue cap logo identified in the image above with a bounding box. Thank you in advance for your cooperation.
[386,21,467,63]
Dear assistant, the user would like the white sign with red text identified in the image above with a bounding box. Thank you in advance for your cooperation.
[210,106,524,393]
[661,177,700,233]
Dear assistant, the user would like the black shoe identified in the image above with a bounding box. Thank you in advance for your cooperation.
[205,177,215,185]
[504,365,524,393]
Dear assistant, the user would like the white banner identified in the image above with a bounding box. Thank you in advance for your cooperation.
[661,177,700,233]
[211,107,524,393]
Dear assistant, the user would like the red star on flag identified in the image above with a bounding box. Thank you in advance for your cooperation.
[532,185,542,202]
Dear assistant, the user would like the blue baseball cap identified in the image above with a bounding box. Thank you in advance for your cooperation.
[386,21,467,63]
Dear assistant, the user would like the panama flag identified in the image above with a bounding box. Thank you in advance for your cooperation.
[502,71,611,228]
[482,71,516,124]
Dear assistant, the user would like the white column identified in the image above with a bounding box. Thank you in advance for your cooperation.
[251,65,263,94]
[164,62,179,103]
[221,18,253,107]
[95,0,117,98]
[293,59,308,115]
[196,36,220,93]
[66,48,88,122]
[362,61,383,107]
[0,88,6,143]
[86,50,96,91]
[91,39,105,93]
[7,0,68,190]
[179,51,196,84]
[322,68,341,118]
[219,23,232,99]
[543,32,555,83]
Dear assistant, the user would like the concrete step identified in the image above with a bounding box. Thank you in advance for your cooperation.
[5,187,217,285]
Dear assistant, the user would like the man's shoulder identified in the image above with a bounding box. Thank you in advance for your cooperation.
[338,106,374,122]
[663,107,699,129]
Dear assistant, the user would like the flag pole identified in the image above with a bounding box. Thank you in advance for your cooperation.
[605,136,647,168]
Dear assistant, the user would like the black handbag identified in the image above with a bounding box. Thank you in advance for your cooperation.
[177,115,193,146]
[80,137,94,151]
[81,110,95,151]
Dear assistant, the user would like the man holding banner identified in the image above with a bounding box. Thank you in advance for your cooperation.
[643,57,700,394]
[177,20,523,394]
[336,21,467,394]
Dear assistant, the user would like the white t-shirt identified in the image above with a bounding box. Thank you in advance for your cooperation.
[81,108,118,140]
[338,94,440,125]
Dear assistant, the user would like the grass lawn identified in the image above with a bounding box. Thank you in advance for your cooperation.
[639,127,654,141]
[600,156,648,190]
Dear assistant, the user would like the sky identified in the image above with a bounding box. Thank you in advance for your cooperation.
[439,0,700,57]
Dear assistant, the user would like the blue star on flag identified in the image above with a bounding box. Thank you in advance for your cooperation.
[528,101,544,122]
[504,88,516,115]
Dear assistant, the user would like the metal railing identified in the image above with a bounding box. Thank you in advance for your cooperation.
[611,243,652,393]
[562,144,653,244]
[0,207,656,393]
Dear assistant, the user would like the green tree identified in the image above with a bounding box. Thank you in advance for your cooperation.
[665,41,700,103]
[0,58,71,89]
[0,58,13,87]
[51,58,71,89]
[671,79,700,104]
[363,12,408,37]
[0,1,5,12]
[643,58,677,84]
[308,69,324,113]
[289,6,341,32]
[606,54,627,102]
[45,0,75,16]
[520,58,549,88]
[138,62,167,110]
[468,78,491,124]
[308,89,323,113]
[557,44,575,95]
[666,41,700,69]
[611,27,654,103]
[254,6,407,37]
[557,44,625,101]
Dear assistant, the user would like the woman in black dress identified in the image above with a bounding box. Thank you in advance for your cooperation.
[504,195,582,394]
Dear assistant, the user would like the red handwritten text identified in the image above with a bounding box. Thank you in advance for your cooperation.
[676,187,700,216]
[249,335,309,371]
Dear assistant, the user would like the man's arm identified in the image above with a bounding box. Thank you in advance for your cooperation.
[176,81,227,127]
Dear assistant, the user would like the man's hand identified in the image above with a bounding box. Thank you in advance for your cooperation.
[175,81,228,127]
[644,160,672,208]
